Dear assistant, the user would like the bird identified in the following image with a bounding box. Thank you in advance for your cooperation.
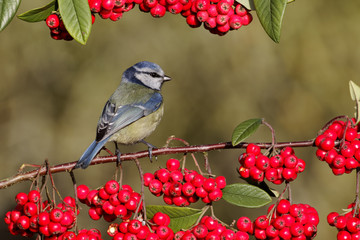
[74,61,171,169]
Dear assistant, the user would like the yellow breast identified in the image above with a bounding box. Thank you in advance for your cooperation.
[108,104,164,145]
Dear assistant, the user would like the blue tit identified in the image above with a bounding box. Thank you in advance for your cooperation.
[74,61,171,169]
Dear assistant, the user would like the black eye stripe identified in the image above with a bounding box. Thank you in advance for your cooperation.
[141,71,161,78]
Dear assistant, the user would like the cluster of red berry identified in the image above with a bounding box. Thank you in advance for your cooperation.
[175,215,250,240]
[252,199,319,240]
[315,119,360,175]
[90,0,251,35]
[327,203,360,240]
[107,212,173,240]
[47,0,252,41]
[238,144,305,184]
[76,181,142,222]
[60,228,104,240]
[143,158,226,207]
[45,13,96,40]
[4,190,80,239]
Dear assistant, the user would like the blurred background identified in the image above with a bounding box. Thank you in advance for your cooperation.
[1,0,360,238]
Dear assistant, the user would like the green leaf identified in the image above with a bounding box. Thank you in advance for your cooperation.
[253,0,287,43]
[58,0,91,45]
[0,0,21,31]
[235,0,255,10]
[146,205,202,232]
[231,118,262,146]
[222,183,272,208]
[17,1,56,22]
[349,80,360,124]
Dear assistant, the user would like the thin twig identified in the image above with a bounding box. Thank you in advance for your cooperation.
[0,140,317,189]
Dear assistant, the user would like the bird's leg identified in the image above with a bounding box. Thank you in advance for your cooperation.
[114,142,122,166]
[140,140,157,162]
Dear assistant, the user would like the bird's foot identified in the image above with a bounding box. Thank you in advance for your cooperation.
[141,140,157,162]
[114,143,122,166]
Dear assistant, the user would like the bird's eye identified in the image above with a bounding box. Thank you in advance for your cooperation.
[150,72,160,78]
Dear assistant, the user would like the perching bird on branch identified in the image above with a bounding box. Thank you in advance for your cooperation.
[74,61,171,169]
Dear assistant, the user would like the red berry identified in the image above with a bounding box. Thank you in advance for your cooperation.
[166,159,181,171]
[284,155,298,169]
[270,155,284,169]
[170,170,184,182]
[327,212,339,226]
[216,1,230,15]
[46,14,60,29]
[246,143,261,155]
[337,230,352,240]
[254,215,269,229]
[128,219,142,234]
[125,198,138,211]
[280,147,295,157]
[345,128,358,141]
[99,187,111,200]
[196,187,208,198]
[48,222,62,235]
[102,0,116,10]
[229,14,242,29]
[15,192,28,205]
[28,190,41,203]
[333,155,346,169]
[277,199,291,214]
[282,168,297,181]
[143,173,154,187]
[238,167,250,178]
[256,155,270,171]
[208,188,223,201]
[50,208,64,222]
[186,14,202,28]
[89,0,102,12]
[150,4,166,17]
[207,4,218,17]
[195,0,210,11]
[24,202,38,216]
[203,178,216,192]
[215,176,226,189]
[216,14,229,26]
[182,182,196,197]
[144,0,157,9]
[334,215,347,229]
[290,222,304,237]
[236,216,252,233]
[17,215,30,230]
[346,217,360,233]
[320,138,335,151]
[265,168,278,182]
[149,179,163,194]
[197,11,209,22]
[192,224,208,238]
[279,227,291,240]
[105,180,120,195]
[235,4,247,16]
[249,167,264,181]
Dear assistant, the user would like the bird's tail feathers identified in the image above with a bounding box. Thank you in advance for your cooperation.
[74,139,108,169]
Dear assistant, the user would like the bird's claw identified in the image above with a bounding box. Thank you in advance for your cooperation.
[141,140,157,162]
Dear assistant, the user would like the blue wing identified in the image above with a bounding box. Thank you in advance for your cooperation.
[74,92,162,169]
[96,92,163,141]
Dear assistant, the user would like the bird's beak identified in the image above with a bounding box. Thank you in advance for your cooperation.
[164,75,171,81]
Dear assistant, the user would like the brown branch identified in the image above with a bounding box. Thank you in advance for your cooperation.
[0,140,315,189]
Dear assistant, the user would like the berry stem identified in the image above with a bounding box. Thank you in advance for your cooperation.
[69,170,79,233]
[354,168,360,217]
[133,158,146,220]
